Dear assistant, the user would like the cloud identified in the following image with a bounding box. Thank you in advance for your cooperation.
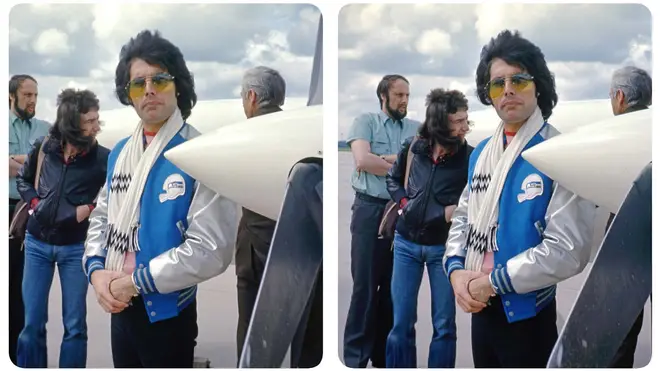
[32,29,71,56]
[415,29,454,58]
[338,3,652,138]
[8,3,321,123]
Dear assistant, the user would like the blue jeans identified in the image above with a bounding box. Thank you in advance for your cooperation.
[17,232,88,368]
[386,232,457,368]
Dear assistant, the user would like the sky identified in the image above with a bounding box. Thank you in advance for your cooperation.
[337,3,652,138]
[8,3,321,123]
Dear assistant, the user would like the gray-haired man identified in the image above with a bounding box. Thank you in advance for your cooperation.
[607,65,651,368]
[234,66,322,367]
[610,65,652,116]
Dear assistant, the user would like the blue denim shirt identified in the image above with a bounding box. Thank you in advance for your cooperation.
[346,111,420,200]
[8,111,51,200]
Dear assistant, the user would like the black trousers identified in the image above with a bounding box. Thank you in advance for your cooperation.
[235,225,269,361]
[110,296,198,368]
[343,193,393,368]
[290,268,323,368]
[609,308,644,367]
[605,212,645,367]
[471,298,558,368]
[9,199,25,366]
[235,228,323,367]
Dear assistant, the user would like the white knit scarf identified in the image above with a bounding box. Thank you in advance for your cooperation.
[104,108,185,272]
[464,106,545,271]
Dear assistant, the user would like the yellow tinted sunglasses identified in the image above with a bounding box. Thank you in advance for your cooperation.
[485,73,534,100]
[126,73,175,100]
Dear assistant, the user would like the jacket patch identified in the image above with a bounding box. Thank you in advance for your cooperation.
[159,173,186,203]
[517,173,543,203]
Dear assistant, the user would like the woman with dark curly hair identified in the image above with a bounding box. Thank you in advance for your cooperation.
[384,88,473,368]
[82,30,238,367]
[443,30,596,367]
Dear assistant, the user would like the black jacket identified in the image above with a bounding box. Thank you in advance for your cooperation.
[16,134,109,246]
[386,136,473,246]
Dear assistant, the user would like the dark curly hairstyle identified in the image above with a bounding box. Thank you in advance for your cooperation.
[114,30,197,120]
[418,88,468,150]
[376,74,409,106]
[476,30,558,120]
[50,88,99,150]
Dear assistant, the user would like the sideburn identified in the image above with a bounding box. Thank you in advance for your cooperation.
[385,96,406,121]
[433,134,463,154]
[12,95,35,121]
[64,132,96,152]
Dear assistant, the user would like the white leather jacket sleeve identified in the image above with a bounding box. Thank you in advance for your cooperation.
[496,182,596,294]
[442,184,470,276]
[142,181,239,294]
[82,183,109,277]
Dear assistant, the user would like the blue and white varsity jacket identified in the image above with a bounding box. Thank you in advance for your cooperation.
[83,123,238,323]
[443,123,596,323]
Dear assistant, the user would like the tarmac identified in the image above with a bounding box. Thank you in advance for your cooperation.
[336,152,652,368]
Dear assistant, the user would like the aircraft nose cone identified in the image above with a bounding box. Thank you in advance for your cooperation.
[164,105,324,220]
[521,107,651,214]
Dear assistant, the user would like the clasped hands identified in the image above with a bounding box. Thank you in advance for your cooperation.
[90,270,138,314]
[449,269,496,314]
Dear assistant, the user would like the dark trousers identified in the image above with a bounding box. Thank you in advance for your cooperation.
[343,194,393,368]
[471,298,558,368]
[9,200,25,366]
[235,227,269,361]
[110,296,198,368]
[605,212,645,367]
[235,229,323,367]
[290,268,323,368]
[609,308,644,367]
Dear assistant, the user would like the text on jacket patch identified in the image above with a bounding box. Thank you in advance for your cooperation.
[517,173,543,203]
[159,173,186,203]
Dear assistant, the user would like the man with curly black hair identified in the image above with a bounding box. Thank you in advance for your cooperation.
[385,88,473,368]
[443,30,596,367]
[82,30,238,367]
[16,88,108,368]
